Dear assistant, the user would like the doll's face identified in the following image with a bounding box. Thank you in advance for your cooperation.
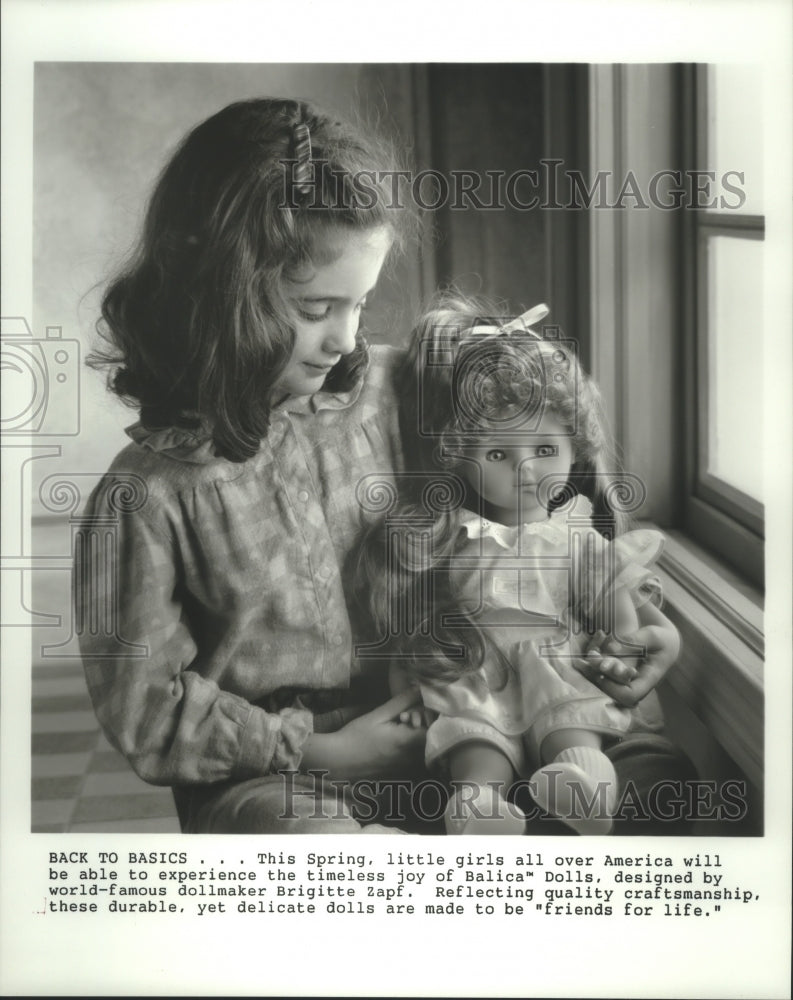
[457,409,574,525]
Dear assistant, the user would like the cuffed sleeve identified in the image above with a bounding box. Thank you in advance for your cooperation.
[237,705,314,776]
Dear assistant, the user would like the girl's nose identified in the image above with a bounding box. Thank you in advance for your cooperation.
[322,311,359,356]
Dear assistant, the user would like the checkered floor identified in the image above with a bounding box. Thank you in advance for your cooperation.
[31,658,180,833]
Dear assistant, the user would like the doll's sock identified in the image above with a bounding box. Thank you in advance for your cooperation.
[530,746,617,835]
[444,783,526,836]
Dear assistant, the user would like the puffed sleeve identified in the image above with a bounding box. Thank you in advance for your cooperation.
[74,478,313,786]
[575,527,665,626]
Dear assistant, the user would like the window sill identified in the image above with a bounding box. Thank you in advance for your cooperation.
[648,526,764,793]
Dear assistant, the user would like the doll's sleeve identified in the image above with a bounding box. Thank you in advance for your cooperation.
[574,527,665,627]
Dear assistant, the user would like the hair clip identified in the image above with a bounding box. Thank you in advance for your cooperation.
[292,123,313,195]
[469,303,550,339]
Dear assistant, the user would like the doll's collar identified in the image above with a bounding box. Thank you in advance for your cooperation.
[459,493,593,549]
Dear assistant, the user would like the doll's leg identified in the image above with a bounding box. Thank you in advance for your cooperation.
[443,741,527,835]
[529,728,617,836]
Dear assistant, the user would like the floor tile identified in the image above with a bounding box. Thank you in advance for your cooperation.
[32,731,98,754]
[31,677,91,698]
[32,775,83,801]
[32,711,99,734]
[32,798,74,825]
[82,771,172,797]
[72,792,177,823]
[32,693,93,713]
[32,752,92,777]
[32,660,86,678]
[88,750,132,773]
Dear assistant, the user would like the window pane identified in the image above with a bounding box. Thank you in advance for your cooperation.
[706,64,763,215]
[706,234,764,502]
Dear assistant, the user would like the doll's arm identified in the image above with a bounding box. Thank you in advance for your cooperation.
[584,586,644,685]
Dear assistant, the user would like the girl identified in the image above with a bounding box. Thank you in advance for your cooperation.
[75,97,426,834]
[357,295,683,835]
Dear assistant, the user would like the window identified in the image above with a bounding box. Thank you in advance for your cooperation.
[682,64,765,588]
[588,64,764,797]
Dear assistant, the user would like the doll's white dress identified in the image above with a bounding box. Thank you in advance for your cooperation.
[421,495,665,774]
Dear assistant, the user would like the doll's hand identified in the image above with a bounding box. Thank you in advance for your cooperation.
[389,661,435,728]
[576,620,680,708]
[580,630,639,686]
[398,705,437,729]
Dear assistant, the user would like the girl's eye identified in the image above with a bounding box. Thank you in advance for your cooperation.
[536,445,558,458]
[296,303,332,323]
[485,449,507,462]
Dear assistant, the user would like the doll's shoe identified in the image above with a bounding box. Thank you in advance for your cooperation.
[530,749,617,835]
[444,784,526,835]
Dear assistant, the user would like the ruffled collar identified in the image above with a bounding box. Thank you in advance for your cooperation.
[459,494,594,550]
[126,365,367,462]
[272,372,365,416]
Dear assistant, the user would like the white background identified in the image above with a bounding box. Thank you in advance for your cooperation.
[2,0,792,996]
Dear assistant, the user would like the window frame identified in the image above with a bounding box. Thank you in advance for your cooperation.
[589,63,764,799]
[680,64,765,589]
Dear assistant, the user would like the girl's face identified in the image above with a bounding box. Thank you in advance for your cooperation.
[275,226,393,400]
[457,409,574,525]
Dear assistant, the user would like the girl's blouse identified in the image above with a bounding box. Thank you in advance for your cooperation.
[75,346,402,786]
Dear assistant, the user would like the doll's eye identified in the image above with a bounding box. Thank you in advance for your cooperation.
[485,449,507,462]
[536,445,558,458]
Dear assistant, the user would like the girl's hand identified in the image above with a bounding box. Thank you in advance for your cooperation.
[302,690,427,782]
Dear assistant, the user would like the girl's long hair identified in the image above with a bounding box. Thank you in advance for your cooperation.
[354,292,627,684]
[90,98,415,461]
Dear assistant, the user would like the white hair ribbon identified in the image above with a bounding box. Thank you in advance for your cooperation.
[469,303,550,338]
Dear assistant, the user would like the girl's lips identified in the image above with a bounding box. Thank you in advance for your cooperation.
[302,361,335,373]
